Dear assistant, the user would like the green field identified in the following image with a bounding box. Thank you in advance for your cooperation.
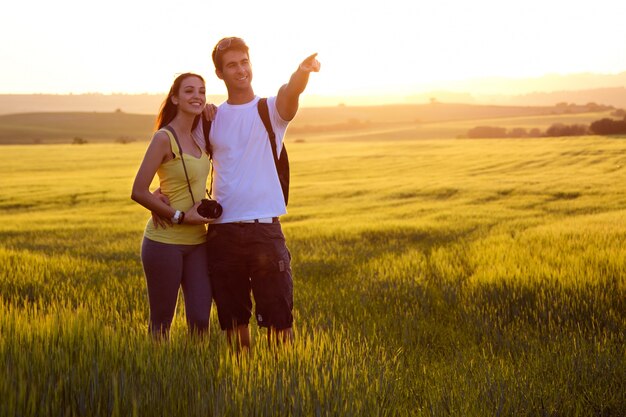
[1,133,625,416]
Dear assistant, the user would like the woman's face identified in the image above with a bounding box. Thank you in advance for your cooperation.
[172,76,206,115]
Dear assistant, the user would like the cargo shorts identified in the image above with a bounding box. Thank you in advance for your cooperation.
[206,221,293,330]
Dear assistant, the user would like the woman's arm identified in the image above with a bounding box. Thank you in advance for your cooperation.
[131,131,178,221]
[131,131,210,226]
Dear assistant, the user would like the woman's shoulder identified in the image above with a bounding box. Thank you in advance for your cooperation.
[146,129,174,157]
[150,129,175,148]
[152,129,170,142]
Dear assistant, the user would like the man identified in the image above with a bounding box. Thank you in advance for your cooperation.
[202,37,320,350]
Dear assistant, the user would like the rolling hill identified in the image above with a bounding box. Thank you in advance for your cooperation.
[0,102,617,144]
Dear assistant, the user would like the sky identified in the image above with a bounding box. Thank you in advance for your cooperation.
[2,0,626,100]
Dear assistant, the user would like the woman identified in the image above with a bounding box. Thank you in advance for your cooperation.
[131,73,212,338]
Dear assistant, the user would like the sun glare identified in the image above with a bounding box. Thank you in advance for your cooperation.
[1,0,625,100]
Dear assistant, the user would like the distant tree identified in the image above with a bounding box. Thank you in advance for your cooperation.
[546,123,565,137]
[72,137,88,145]
[610,109,626,118]
[571,124,589,135]
[508,127,528,138]
[528,128,542,138]
[585,102,600,112]
[467,126,507,138]
[585,102,614,112]
[545,123,589,137]
[589,118,626,135]
[115,136,135,144]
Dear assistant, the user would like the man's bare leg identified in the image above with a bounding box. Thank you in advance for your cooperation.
[268,327,293,346]
[227,324,251,352]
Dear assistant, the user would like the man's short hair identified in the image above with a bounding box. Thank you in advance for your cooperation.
[212,37,249,71]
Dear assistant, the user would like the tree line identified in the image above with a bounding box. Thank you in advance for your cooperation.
[467,108,626,138]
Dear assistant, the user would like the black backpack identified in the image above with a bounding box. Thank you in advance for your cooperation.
[203,98,290,205]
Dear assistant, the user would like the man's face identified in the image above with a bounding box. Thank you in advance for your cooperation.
[216,50,253,91]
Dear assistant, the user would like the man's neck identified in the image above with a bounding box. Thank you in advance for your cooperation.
[226,88,255,105]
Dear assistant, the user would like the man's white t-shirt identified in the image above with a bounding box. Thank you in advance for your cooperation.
[194,96,289,223]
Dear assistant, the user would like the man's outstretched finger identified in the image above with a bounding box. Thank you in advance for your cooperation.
[300,53,321,72]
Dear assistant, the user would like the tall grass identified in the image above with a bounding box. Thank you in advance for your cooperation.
[1,137,624,416]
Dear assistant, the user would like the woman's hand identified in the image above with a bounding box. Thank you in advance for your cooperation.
[182,202,211,225]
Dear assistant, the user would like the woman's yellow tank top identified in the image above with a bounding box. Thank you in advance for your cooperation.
[144,128,210,245]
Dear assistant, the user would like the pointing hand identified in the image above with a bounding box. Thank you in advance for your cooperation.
[299,53,321,73]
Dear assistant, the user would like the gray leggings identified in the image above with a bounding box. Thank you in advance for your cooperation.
[141,237,212,337]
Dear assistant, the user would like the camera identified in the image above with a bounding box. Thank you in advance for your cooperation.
[197,198,223,219]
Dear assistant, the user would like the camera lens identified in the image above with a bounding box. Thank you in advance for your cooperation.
[198,199,223,219]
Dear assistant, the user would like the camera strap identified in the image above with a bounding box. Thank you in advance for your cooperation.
[162,126,196,205]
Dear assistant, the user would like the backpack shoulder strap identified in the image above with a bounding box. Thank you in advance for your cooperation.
[202,117,212,158]
[257,98,279,162]
[201,116,216,198]
[258,97,289,205]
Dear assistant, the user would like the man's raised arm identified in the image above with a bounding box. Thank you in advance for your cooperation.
[276,53,321,121]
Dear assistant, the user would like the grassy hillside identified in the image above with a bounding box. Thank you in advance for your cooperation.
[0,103,614,144]
[0,111,155,143]
[0,136,624,416]
[291,110,616,142]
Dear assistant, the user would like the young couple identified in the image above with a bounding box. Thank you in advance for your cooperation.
[131,37,320,350]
